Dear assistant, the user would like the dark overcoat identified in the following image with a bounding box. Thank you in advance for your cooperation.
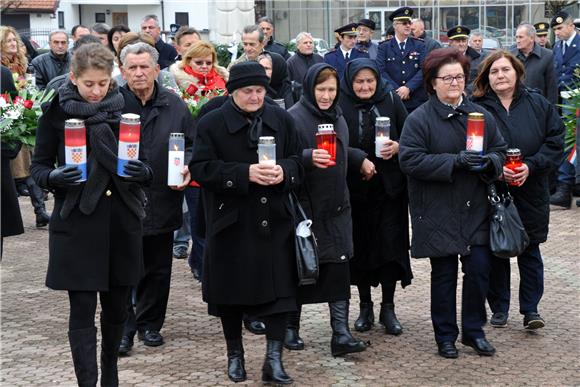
[511,43,559,104]
[30,95,145,291]
[189,98,304,306]
[399,96,507,258]
[472,87,564,244]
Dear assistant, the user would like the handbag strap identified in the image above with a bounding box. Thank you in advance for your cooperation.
[488,183,501,205]
[289,191,309,221]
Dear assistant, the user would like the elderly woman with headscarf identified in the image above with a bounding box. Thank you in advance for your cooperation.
[257,51,294,108]
[338,58,413,336]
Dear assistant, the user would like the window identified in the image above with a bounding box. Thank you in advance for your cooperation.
[95,13,106,23]
[175,12,189,27]
[58,11,64,29]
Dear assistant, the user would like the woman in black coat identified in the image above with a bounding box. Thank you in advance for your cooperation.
[189,62,303,385]
[339,58,413,336]
[257,51,294,109]
[30,44,152,386]
[471,50,564,330]
[286,63,372,356]
[399,48,506,359]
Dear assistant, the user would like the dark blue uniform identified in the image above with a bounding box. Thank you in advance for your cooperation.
[324,47,369,81]
[553,33,580,91]
[376,37,427,112]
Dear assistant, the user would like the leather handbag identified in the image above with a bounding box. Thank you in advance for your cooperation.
[288,191,319,286]
[488,183,529,258]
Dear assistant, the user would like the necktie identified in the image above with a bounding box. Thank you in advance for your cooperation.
[345,52,349,60]
[400,42,405,52]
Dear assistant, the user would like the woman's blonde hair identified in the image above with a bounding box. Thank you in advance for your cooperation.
[0,26,28,76]
[181,41,217,70]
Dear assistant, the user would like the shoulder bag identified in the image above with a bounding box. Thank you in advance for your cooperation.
[288,191,319,285]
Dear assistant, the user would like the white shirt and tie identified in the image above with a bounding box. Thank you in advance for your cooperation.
[395,37,408,52]
[562,31,577,56]
[340,47,352,60]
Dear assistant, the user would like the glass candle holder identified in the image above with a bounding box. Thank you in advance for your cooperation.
[64,118,87,182]
[316,124,336,166]
[466,112,484,154]
[168,133,185,186]
[375,116,390,158]
[506,148,523,186]
[258,136,276,165]
[117,113,141,177]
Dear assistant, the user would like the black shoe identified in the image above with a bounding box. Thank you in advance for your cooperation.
[243,318,266,335]
[354,302,374,332]
[35,209,50,228]
[461,337,496,356]
[16,182,30,197]
[262,340,293,385]
[173,244,188,259]
[329,301,368,357]
[192,268,201,281]
[490,312,508,328]
[138,330,164,347]
[118,334,134,356]
[379,303,403,335]
[226,339,246,383]
[437,341,458,359]
[550,182,572,208]
[523,313,545,330]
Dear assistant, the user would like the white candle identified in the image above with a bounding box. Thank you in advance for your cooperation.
[167,147,185,186]
[375,135,389,158]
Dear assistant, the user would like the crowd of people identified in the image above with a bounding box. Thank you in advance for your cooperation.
[0,5,576,386]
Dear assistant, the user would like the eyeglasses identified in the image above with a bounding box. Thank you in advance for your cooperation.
[435,74,466,84]
[396,21,411,26]
[193,60,213,66]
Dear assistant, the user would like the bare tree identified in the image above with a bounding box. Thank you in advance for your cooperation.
[1,0,24,13]
[545,0,577,17]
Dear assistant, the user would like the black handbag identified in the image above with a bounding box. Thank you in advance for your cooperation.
[288,191,319,286]
[488,183,529,258]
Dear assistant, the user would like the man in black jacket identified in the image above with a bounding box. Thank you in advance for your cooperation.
[117,42,194,355]
[258,16,290,60]
[30,30,72,90]
[286,31,323,101]
[140,14,177,70]
[411,18,441,55]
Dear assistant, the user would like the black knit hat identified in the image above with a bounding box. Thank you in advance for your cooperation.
[226,61,270,93]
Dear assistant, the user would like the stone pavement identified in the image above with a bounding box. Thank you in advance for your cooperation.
[1,197,579,386]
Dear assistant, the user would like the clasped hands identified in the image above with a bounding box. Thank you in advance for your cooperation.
[249,163,284,186]
[455,150,493,173]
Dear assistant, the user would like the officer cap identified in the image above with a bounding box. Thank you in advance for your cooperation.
[389,7,413,22]
[447,25,471,40]
[551,11,570,28]
[335,23,359,36]
[533,22,549,36]
[358,18,376,31]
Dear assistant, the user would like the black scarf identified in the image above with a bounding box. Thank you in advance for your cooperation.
[298,62,342,123]
[267,52,292,101]
[58,79,146,220]
[229,97,264,148]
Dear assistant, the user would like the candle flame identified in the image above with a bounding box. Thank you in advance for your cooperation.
[262,154,269,161]
[173,144,179,151]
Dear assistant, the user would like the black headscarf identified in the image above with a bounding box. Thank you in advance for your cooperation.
[298,63,342,123]
[340,58,387,108]
[267,51,292,100]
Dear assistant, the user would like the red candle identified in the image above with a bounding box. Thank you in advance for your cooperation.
[316,124,336,166]
[506,148,523,186]
[466,112,484,153]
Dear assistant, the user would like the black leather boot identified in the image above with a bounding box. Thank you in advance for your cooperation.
[68,326,98,387]
[379,303,403,335]
[226,338,246,383]
[329,301,368,357]
[100,320,124,387]
[284,306,304,350]
[354,302,374,332]
[243,318,266,335]
[262,340,293,385]
[27,176,50,227]
[550,182,572,208]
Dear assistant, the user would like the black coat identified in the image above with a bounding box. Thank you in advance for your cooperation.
[339,58,412,285]
[472,87,564,243]
[155,39,177,70]
[120,84,194,236]
[511,44,558,104]
[31,95,144,291]
[30,51,72,90]
[265,38,290,60]
[189,97,304,306]
[399,96,507,258]
[287,51,324,101]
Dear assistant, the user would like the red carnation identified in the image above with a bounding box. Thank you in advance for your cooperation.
[23,100,33,109]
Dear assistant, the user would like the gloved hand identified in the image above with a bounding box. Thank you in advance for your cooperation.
[48,165,83,188]
[469,154,493,173]
[122,159,151,183]
[454,150,483,170]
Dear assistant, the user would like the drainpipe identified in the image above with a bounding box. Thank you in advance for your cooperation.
[78,4,82,24]
[161,0,165,35]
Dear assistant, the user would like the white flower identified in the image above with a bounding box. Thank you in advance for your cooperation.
[0,96,7,108]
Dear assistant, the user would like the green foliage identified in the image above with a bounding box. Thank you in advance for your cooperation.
[558,69,580,152]
[214,43,243,68]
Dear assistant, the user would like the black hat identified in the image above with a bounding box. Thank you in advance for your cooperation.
[169,23,180,37]
[389,7,413,22]
[534,22,549,36]
[447,25,471,40]
[334,23,359,36]
[384,26,395,37]
[551,11,570,28]
[358,18,376,31]
[226,61,270,94]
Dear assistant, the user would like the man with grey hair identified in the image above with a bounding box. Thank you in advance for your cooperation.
[229,25,265,69]
[31,30,72,90]
[117,41,194,353]
[468,31,486,55]
[90,23,110,46]
[411,18,441,54]
[287,31,323,100]
[140,14,177,70]
[258,16,290,59]
[511,23,558,104]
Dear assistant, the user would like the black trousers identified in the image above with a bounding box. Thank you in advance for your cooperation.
[69,287,130,330]
[125,232,173,335]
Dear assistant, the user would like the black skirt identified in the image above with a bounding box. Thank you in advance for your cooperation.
[297,262,351,304]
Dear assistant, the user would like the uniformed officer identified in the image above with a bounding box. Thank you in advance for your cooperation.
[324,23,369,80]
[447,25,484,93]
[376,6,426,112]
[356,18,379,59]
[534,22,551,49]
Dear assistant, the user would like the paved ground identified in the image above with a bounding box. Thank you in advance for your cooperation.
[1,196,579,386]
